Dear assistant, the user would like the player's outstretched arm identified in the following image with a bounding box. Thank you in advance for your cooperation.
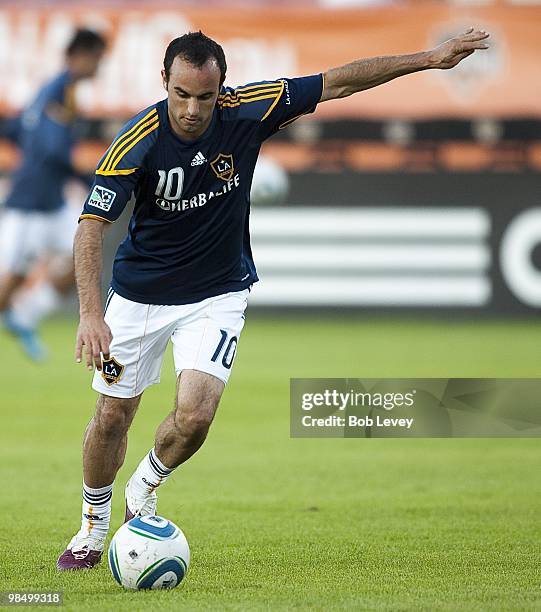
[320,28,489,102]
[73,218,112,372]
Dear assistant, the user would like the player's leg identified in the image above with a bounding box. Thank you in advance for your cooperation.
[156,370,224,467]
[8,205,78,346]
[57,292,177,570]
[0,210,47,360]
[83,394,142,488]
[125,288,249,519]
[0,209,36,309]
[56,393,142,571]
[125,371,224,521]
[0,273,25,312]
[10,258,74,331]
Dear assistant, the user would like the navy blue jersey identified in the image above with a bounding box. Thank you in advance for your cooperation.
[5,70,83,212]
[80,74,323,305]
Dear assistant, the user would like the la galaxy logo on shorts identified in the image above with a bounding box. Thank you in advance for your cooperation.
[210,153,234,181]
[88,185,117,211]
[101,356,125,386]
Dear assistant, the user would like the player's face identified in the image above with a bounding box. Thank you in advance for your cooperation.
[70,49,105,79]
[163,56,221,141]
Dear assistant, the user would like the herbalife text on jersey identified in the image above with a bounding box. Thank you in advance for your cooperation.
[156,173,240,212]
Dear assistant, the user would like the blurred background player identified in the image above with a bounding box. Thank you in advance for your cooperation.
[0,28,106,361]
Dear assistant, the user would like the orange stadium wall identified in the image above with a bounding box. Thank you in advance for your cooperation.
[0,4,539,119]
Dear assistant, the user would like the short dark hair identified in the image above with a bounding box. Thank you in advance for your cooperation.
[163,31,227,86]
[65,29,106,57]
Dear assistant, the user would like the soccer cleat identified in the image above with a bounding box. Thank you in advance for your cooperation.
[124,478,158,523]
[56,533,104,571]
[2,310,47,362]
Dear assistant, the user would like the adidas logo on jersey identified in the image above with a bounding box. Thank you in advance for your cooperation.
[191,151,207,166]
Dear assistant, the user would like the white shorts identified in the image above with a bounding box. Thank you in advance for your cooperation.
[0,205,78,275]
[92,288,250,398]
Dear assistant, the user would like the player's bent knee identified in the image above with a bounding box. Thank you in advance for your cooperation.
[174,393,221,439]
[95,394,140,437]
[178,410,214,436]
[95,409,128,438]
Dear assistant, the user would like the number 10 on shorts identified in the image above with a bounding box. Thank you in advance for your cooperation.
[211,329,238,369]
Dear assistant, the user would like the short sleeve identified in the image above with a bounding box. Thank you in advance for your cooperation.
[80,106,159,223]
[257,74,323,141]
[47,73,71,107]
[80,172,141,224]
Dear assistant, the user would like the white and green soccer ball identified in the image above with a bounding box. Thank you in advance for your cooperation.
[108,515,190,590]
[250,155,290,206]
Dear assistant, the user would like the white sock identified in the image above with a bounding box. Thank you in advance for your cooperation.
[130,448,174,499]
[11,282,61,330]
[76,482,114,544]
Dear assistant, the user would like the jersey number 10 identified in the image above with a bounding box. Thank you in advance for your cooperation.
[156,167,184,200]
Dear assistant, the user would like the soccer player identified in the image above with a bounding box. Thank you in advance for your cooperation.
[0,29,106,360]
[57,29,489,570]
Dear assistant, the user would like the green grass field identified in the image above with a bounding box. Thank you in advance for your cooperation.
[1,315,540,611]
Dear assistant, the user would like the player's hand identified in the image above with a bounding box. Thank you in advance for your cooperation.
[428,28,489,70]
[75,314,112,372]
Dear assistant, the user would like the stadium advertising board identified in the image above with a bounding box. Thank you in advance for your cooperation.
[246,173,541,313]
[0,4,539,119]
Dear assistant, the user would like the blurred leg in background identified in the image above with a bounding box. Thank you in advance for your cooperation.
[0,203,78,361]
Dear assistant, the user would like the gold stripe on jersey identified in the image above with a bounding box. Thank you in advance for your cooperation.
[97,108,158,172]
[260,80,285,121]
[279,111,306,130]
[218,89,282,104]
[96,168,139,176]
[105,116,159,172]
[218,83,284,111]
[218,82,281,95]
[219,92,283,109]
[79,213,113,223]
[218,83,280,104]
[108,120,159,171]
[218,83,281,99]
[64,84,77,120]
[224,82,282,95]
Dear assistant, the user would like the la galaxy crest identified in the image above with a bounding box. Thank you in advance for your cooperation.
[101,356,125,386]
[211,153,234,181]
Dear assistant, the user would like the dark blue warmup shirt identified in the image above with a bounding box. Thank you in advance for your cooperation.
[5,70,81,212]
[80,74,323,305]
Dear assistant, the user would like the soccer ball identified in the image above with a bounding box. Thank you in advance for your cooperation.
[250,155,290,206]
[108,515,190,590]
